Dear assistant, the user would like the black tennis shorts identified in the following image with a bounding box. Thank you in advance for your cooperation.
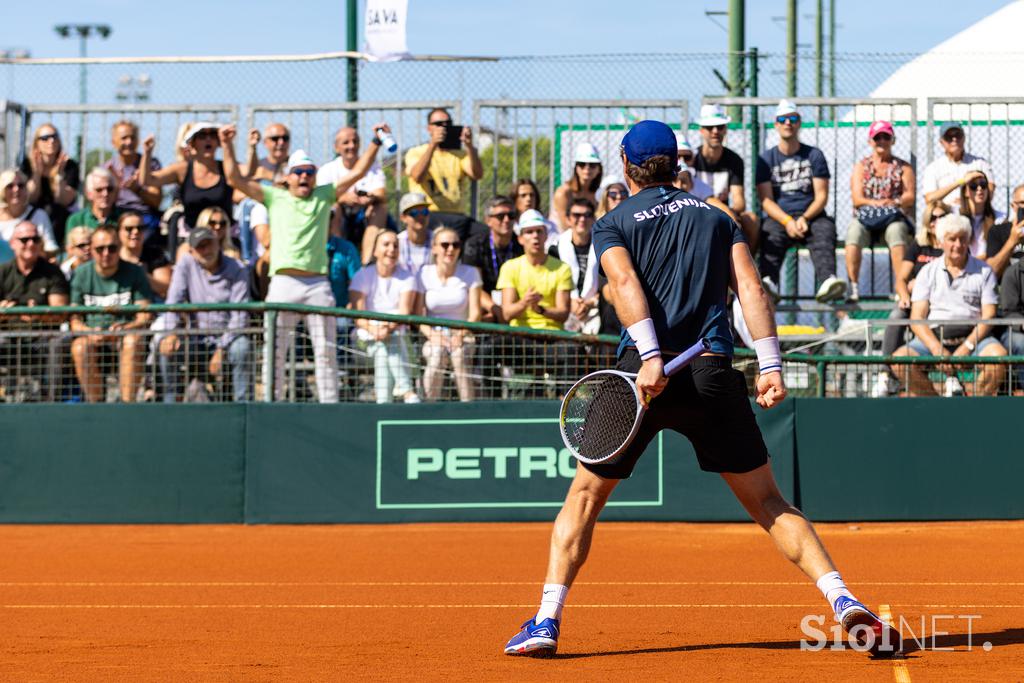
[580,350,769,479]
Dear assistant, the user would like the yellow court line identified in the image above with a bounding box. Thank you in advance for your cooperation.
[0,603,1021,610]
[879,605,912,683]
[0,581,1021,587]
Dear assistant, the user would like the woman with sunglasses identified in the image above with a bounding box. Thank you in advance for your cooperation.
[550,143,602,232]
[20,124,79,247]
[140,122,234,234]
[117,211,173,300]
[416,227,481,401]
[845,120,915,302]
[176,207,239,263]
[349,231,420,404]
[0,168,59,255]
[957,170,1002,259]
[596,181,628,219]
[873,201,950,396]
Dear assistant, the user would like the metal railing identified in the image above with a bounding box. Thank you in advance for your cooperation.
[246,101,463,218]
[1,304,1022,403]
[0,100,26,168]
[22,104,239,176]
[471,99,688,218]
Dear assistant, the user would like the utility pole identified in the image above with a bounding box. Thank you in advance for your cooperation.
[815,0,824,97]
[347,0,358,126]
[829,0,836,97]
[727,0,745,122]
[786,0,797,97]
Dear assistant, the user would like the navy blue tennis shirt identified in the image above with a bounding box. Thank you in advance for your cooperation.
[593,184,745,357]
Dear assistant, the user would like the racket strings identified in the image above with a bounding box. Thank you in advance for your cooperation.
[561,374,640,461]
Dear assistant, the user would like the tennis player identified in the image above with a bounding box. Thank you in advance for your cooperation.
[504,120,898,657]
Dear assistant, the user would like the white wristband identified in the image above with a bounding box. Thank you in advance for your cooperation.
[627,318,661,361]
[753,336,783,374]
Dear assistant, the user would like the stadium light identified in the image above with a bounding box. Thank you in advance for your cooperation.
[53,23,113,105]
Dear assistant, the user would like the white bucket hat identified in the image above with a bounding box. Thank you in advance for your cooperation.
[696,103,731,127]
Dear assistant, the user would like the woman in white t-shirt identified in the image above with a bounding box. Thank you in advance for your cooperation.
[0,168,59,255]
[349,231,420,403]
[416,227,482,401]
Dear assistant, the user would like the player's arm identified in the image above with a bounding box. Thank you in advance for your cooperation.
[729,241,786,408]
[601,245,666,404]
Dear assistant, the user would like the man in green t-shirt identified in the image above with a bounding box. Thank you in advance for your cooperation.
[66,168,122,231]
[70,225,152,402]
[219,122,391,403]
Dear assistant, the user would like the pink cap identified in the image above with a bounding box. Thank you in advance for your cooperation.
[867,120,895,141]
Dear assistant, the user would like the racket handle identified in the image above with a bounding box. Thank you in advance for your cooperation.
[663,338,711,377]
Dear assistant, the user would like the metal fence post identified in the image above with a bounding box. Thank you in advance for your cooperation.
[264,309,277,402]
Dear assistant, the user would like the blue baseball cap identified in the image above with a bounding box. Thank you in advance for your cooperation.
[621,120,678,166]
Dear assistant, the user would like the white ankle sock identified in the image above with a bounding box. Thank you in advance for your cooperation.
[816,570,854,611]
[535,584,568,622]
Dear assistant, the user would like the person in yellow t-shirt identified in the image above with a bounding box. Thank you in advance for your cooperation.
[495,209,577,397]
[404,108,483,241]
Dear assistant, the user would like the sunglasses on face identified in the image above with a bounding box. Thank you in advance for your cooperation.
[569,212,594,221]
[489,211,515,221]
[776,115,800,125]
[405,208,429,218]
[606,190,627,200]
[943,133,964,142]
[94,245,119,254]
[291,167,316,177]
[437,241,461,250]
[16,236,41,244]
[929,213,946,222]
[703,124,727,132]
[872,134,893,143]
[37,133,59,142]
[576,162,600,168]
[680,153,694,163]
[429,120,451,127]
[968,180,989,191]
[268,135,290,143]
[121,224,143,233]
[207,220,228,228]
[195,130,218,140]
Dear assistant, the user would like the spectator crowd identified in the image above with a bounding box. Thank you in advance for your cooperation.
[1,102,1022,403]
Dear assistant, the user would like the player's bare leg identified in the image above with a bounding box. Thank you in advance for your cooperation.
[505,465,618,656]
[721,463,835,579]
[545,465,619,586]
[722,462,900,655]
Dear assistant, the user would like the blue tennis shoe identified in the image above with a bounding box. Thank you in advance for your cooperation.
[504,616,559,656]
[834,596,901,656]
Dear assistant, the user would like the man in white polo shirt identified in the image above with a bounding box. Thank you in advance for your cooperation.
[922,122,994,207]
[891,213,1006,396]
[220,122,391,403]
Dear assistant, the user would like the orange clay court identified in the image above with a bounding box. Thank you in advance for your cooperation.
[0,521,1021,681]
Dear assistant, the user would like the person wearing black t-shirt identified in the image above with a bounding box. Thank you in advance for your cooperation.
[985,183,1024,280]
[693,103,761,250]
[461,195,523,322]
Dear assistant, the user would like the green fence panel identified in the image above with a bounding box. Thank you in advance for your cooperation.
[0,405,246,523]
[243,400,795,523]
[794,398,1024,520]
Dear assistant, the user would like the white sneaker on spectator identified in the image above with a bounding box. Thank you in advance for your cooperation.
[761,276,781,304]
[403,392,422,404]
[815,275,847,304]
[848,281,860,303]
[871,372,896,397]
[943,376,965,397]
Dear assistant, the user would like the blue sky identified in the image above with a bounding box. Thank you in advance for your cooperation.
[0,1,1015,58]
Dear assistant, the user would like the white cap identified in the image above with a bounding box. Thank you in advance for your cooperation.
[515,209,548,235]
[696,103,731,127]
[775,99,800,117]
[573,142,602,165]
[675,133,693,154]
[286,150,316,173]
[184,121,220,144]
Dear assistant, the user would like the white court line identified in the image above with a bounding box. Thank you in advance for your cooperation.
[0,603,1021,610]
[0,581,1021,587]
[879,605,912,683]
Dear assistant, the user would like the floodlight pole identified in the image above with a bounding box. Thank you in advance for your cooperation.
[727,0,745,122]
[786,0,797,97]
[54,23,111,162]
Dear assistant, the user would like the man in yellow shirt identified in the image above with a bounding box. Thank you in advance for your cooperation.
[404,107,483,241]
[496,209,575,396]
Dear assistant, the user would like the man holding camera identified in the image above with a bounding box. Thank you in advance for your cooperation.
[404,107,483,241]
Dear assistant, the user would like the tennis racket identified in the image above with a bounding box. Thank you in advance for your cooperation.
[559,338,711,465]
